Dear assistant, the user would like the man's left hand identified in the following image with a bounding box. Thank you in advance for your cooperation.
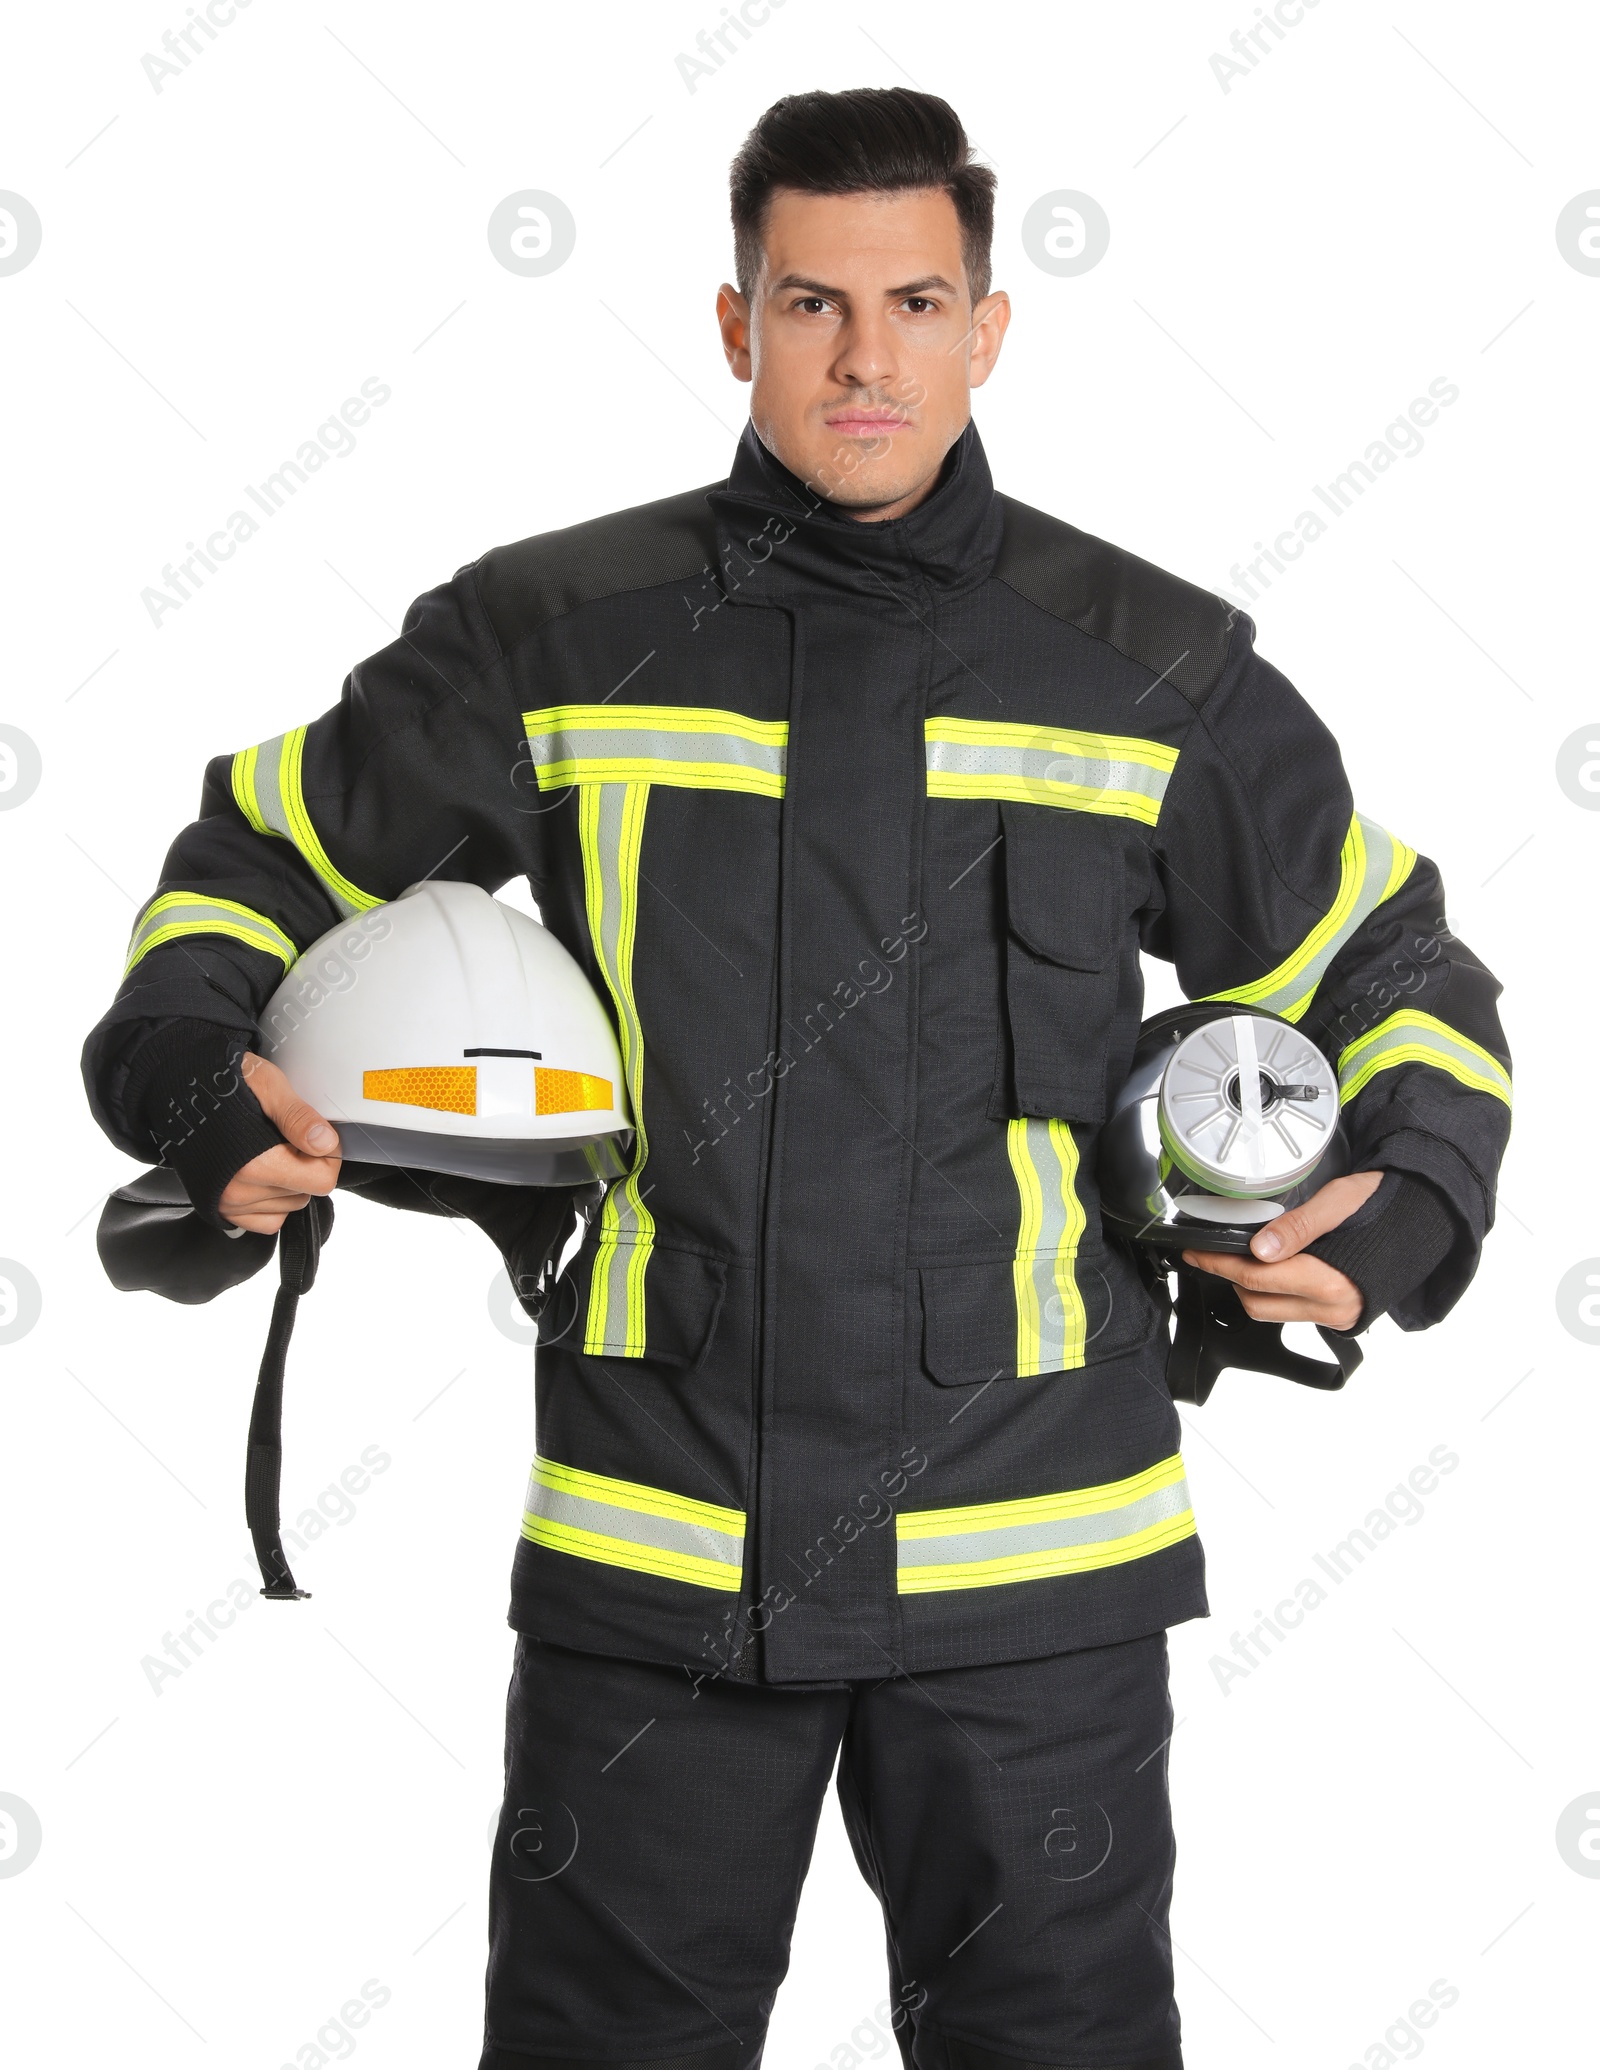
[1181,1170,1383,1331]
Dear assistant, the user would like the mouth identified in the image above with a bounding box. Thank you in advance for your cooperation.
[824,409,909,437]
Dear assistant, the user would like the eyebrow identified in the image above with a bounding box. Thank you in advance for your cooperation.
[768,273,960,300]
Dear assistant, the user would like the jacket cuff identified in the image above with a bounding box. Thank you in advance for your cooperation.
[119,1018,286,1229]
[1306,1171,1461,1333]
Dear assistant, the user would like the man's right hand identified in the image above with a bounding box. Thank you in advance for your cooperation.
[218,1053,342,1233]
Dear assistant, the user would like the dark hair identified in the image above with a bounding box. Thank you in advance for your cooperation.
[729,88,997,301]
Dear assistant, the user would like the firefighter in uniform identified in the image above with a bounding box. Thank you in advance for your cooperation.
[84,87,1510,2070]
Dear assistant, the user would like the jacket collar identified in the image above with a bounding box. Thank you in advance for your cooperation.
[707,419,1002,606]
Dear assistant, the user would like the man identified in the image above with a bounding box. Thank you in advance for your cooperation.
[85,87,1509,2070]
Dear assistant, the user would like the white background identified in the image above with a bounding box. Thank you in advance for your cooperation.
[1,1,1595,2064]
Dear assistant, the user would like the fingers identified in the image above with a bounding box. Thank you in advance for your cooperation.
[1231,1289,1360,1327]
[1183,1248,1327,1298]
[1249,1169,1383,1262]
[240,1051,340,1157]
[219,1199,309,1236]
[227,1141,340,1198]
[219,1140,340,1233]
[1181,1247,1363,1330]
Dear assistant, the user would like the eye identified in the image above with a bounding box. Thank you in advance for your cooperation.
[793,296,832,316]
[903,297,938,314]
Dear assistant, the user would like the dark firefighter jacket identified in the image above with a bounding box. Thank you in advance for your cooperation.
[83,423,1511,1682]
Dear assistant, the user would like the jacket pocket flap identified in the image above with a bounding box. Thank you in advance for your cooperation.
[918,1252,1150,1387]
[1001,803,1117,970]
[543,1240,728,1370]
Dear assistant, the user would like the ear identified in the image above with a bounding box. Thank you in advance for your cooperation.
[967,290,1012,390]
[717,284,753,383]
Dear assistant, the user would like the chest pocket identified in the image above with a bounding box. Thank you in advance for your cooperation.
[992,802,1131,1125]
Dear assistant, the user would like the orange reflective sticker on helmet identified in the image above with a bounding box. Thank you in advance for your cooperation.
[363,1066,478,1115]
[535,1068,613,1115]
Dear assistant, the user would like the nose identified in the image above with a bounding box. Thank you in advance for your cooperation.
[829,307,898,394]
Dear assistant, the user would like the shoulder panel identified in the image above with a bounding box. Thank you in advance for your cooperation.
[472,482,723,657]
[993,495,1235,706]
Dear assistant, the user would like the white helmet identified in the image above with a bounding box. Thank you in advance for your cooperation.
[258,880,631,1187]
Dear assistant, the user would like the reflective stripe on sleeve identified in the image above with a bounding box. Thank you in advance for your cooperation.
[521,1456,745,1591]
[925,718,1178,826]
[523,705,788,796]
[1007,1118,1088,1376]
[1338,1009,1512,1107]
[897,1454,1196,1594]
[1203,812,1417,1022]
[229,726,380,917]
[124,892,297,974]
[580,781,654,1356]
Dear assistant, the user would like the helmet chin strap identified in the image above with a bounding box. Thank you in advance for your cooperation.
[1164,1263,1363,1407]
[245,1199,333,1600]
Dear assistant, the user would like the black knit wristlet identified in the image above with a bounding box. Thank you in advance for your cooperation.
[119,1019,287,1229]
[1307,1170,1461,1332]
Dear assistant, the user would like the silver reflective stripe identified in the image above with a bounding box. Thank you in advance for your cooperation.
[524,705,787,795]
[1338,1009,1512,1107]
[249,731,294,845]
[521,1457,745,1591]
[124,893,297,974]
[1205,812,1417,1022]
[1007,1119,1087,1376]
[925,735,1171,813]
[897,1475,1194,1572]
[580,782,653,1356]
[530,726,785,785]
[231,729,378,918]
[525,1485,744,1573]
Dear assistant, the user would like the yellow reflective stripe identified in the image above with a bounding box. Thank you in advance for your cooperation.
[519,1517,742,1590]
[1380,831,1419,902]
[1204,813,1418,1023]
[231,742,269,835]
[899,1453,1189,1539]
[277,725,380,915]
[580,782,654,1356]
[925,717,1177,827]
[539,756,784,795]
[899,1511,1198,1593]
[1006,1119,1087,1376]
[528,704,788,744]
[124,892,297,974]
[524,704,788,796]
[896,1454,1195,1594]
[1007,1119,1044,1375]
[925,717,1178,769]
[229,727,379,917]
[522,1456,745,1591]
[531,1456,742,1535]
[1338,1010,1512,1107]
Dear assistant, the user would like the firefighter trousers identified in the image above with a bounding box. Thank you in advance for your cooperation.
[480,1629,1183,2069]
